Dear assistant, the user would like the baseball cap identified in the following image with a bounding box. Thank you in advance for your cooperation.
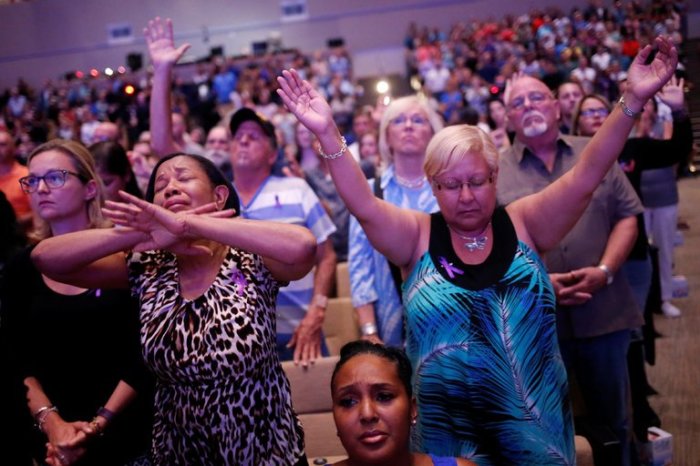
[229,107,278,150]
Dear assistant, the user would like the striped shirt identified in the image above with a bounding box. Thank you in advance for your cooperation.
[240,176,336,334]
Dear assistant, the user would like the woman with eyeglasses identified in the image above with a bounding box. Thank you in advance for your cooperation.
[30,148,318,465]
[347,96,443,348]
[1,139,153,466]
[277,36,677,464]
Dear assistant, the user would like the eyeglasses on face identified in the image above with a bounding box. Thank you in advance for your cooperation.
[433,174,494,192]
[579,108,610,118]
[19,169,85,193]
[390,114,429,127]
[508,91,551,111]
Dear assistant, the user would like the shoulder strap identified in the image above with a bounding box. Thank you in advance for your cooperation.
[372,177,403,302]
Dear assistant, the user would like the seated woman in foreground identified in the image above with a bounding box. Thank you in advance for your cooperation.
[331,340,474,466]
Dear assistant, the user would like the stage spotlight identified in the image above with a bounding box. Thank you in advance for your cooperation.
[376,80,390,94]
[105,67,114,77]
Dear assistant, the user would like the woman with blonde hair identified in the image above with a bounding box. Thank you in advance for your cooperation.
[277,36,677,463]
[2,139,153,466]
[348,95,443,347]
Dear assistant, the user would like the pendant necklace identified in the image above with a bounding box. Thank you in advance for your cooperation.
[448,222,491,253]
[395,173,426,189]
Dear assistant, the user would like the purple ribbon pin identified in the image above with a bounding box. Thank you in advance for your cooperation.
[439,256,464,279]
[232,270,247,296]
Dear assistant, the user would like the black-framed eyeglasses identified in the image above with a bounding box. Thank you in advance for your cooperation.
[19,169,86,194]
[432,173,494,192]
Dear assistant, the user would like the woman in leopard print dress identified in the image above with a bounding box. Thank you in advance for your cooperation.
[32,153,317,465]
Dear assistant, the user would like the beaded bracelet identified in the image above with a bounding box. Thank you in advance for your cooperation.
[318,136,347,160]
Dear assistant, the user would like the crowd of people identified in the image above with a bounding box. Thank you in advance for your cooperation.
[0,1,694,465]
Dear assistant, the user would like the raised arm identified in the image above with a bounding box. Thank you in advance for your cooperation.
[512,37,678,252]
[144,17,190,157]
[277,69,424,268]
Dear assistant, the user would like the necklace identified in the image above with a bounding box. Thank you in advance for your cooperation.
[448,222,491,253]
[395,173,426,189]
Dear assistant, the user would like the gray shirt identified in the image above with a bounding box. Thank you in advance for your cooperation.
[497,134,644,339]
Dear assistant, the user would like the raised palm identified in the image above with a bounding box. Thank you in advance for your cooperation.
[277,69,335,135]
[626,36,678,103]
[144,17,190,68]
[657,75,685,111]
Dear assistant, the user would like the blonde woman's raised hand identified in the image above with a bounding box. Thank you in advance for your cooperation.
[626,36,678,107]
[277,69,336,136]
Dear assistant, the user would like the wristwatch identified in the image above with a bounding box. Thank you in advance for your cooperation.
[361,322,378,337]
[598,264,614,286]
[311,294,328,309]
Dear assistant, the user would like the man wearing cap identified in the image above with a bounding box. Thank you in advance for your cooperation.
[229,108,337,366]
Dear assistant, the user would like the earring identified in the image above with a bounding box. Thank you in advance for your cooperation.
[411,417,417,426]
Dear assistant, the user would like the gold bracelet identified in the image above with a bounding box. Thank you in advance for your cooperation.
[318,136,347,160]
[90,417,105,437]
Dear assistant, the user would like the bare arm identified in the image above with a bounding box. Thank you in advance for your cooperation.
[144,17,190,158]
[277,69,426,269]
[31,228,143,289]
[287,239,337,365]
[551,215,638,306]
[185,215,317,281]
[510,37,677,253]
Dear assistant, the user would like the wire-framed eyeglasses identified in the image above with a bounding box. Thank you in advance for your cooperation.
[432,174,494,192]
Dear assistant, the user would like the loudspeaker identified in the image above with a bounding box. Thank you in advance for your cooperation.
[251,41,268,56]
[126,53,143,72]
[210,46,224,58]
[327,37,345,48]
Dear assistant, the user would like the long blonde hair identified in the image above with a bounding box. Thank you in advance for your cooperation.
[27,139,109,241]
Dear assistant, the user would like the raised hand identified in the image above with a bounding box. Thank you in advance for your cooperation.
[503,70,525,106]
[143,17,190,70]
[626,36,678,105]
[276,69,336,136]
[656,75,685,111]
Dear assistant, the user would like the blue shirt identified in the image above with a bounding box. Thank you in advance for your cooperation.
[240,176,336,334]
[348,165,438,347]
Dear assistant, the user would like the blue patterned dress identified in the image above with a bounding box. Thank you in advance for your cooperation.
[404,209,574,465]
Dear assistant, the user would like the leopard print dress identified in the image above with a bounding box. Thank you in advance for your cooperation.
[127,248,304,465]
